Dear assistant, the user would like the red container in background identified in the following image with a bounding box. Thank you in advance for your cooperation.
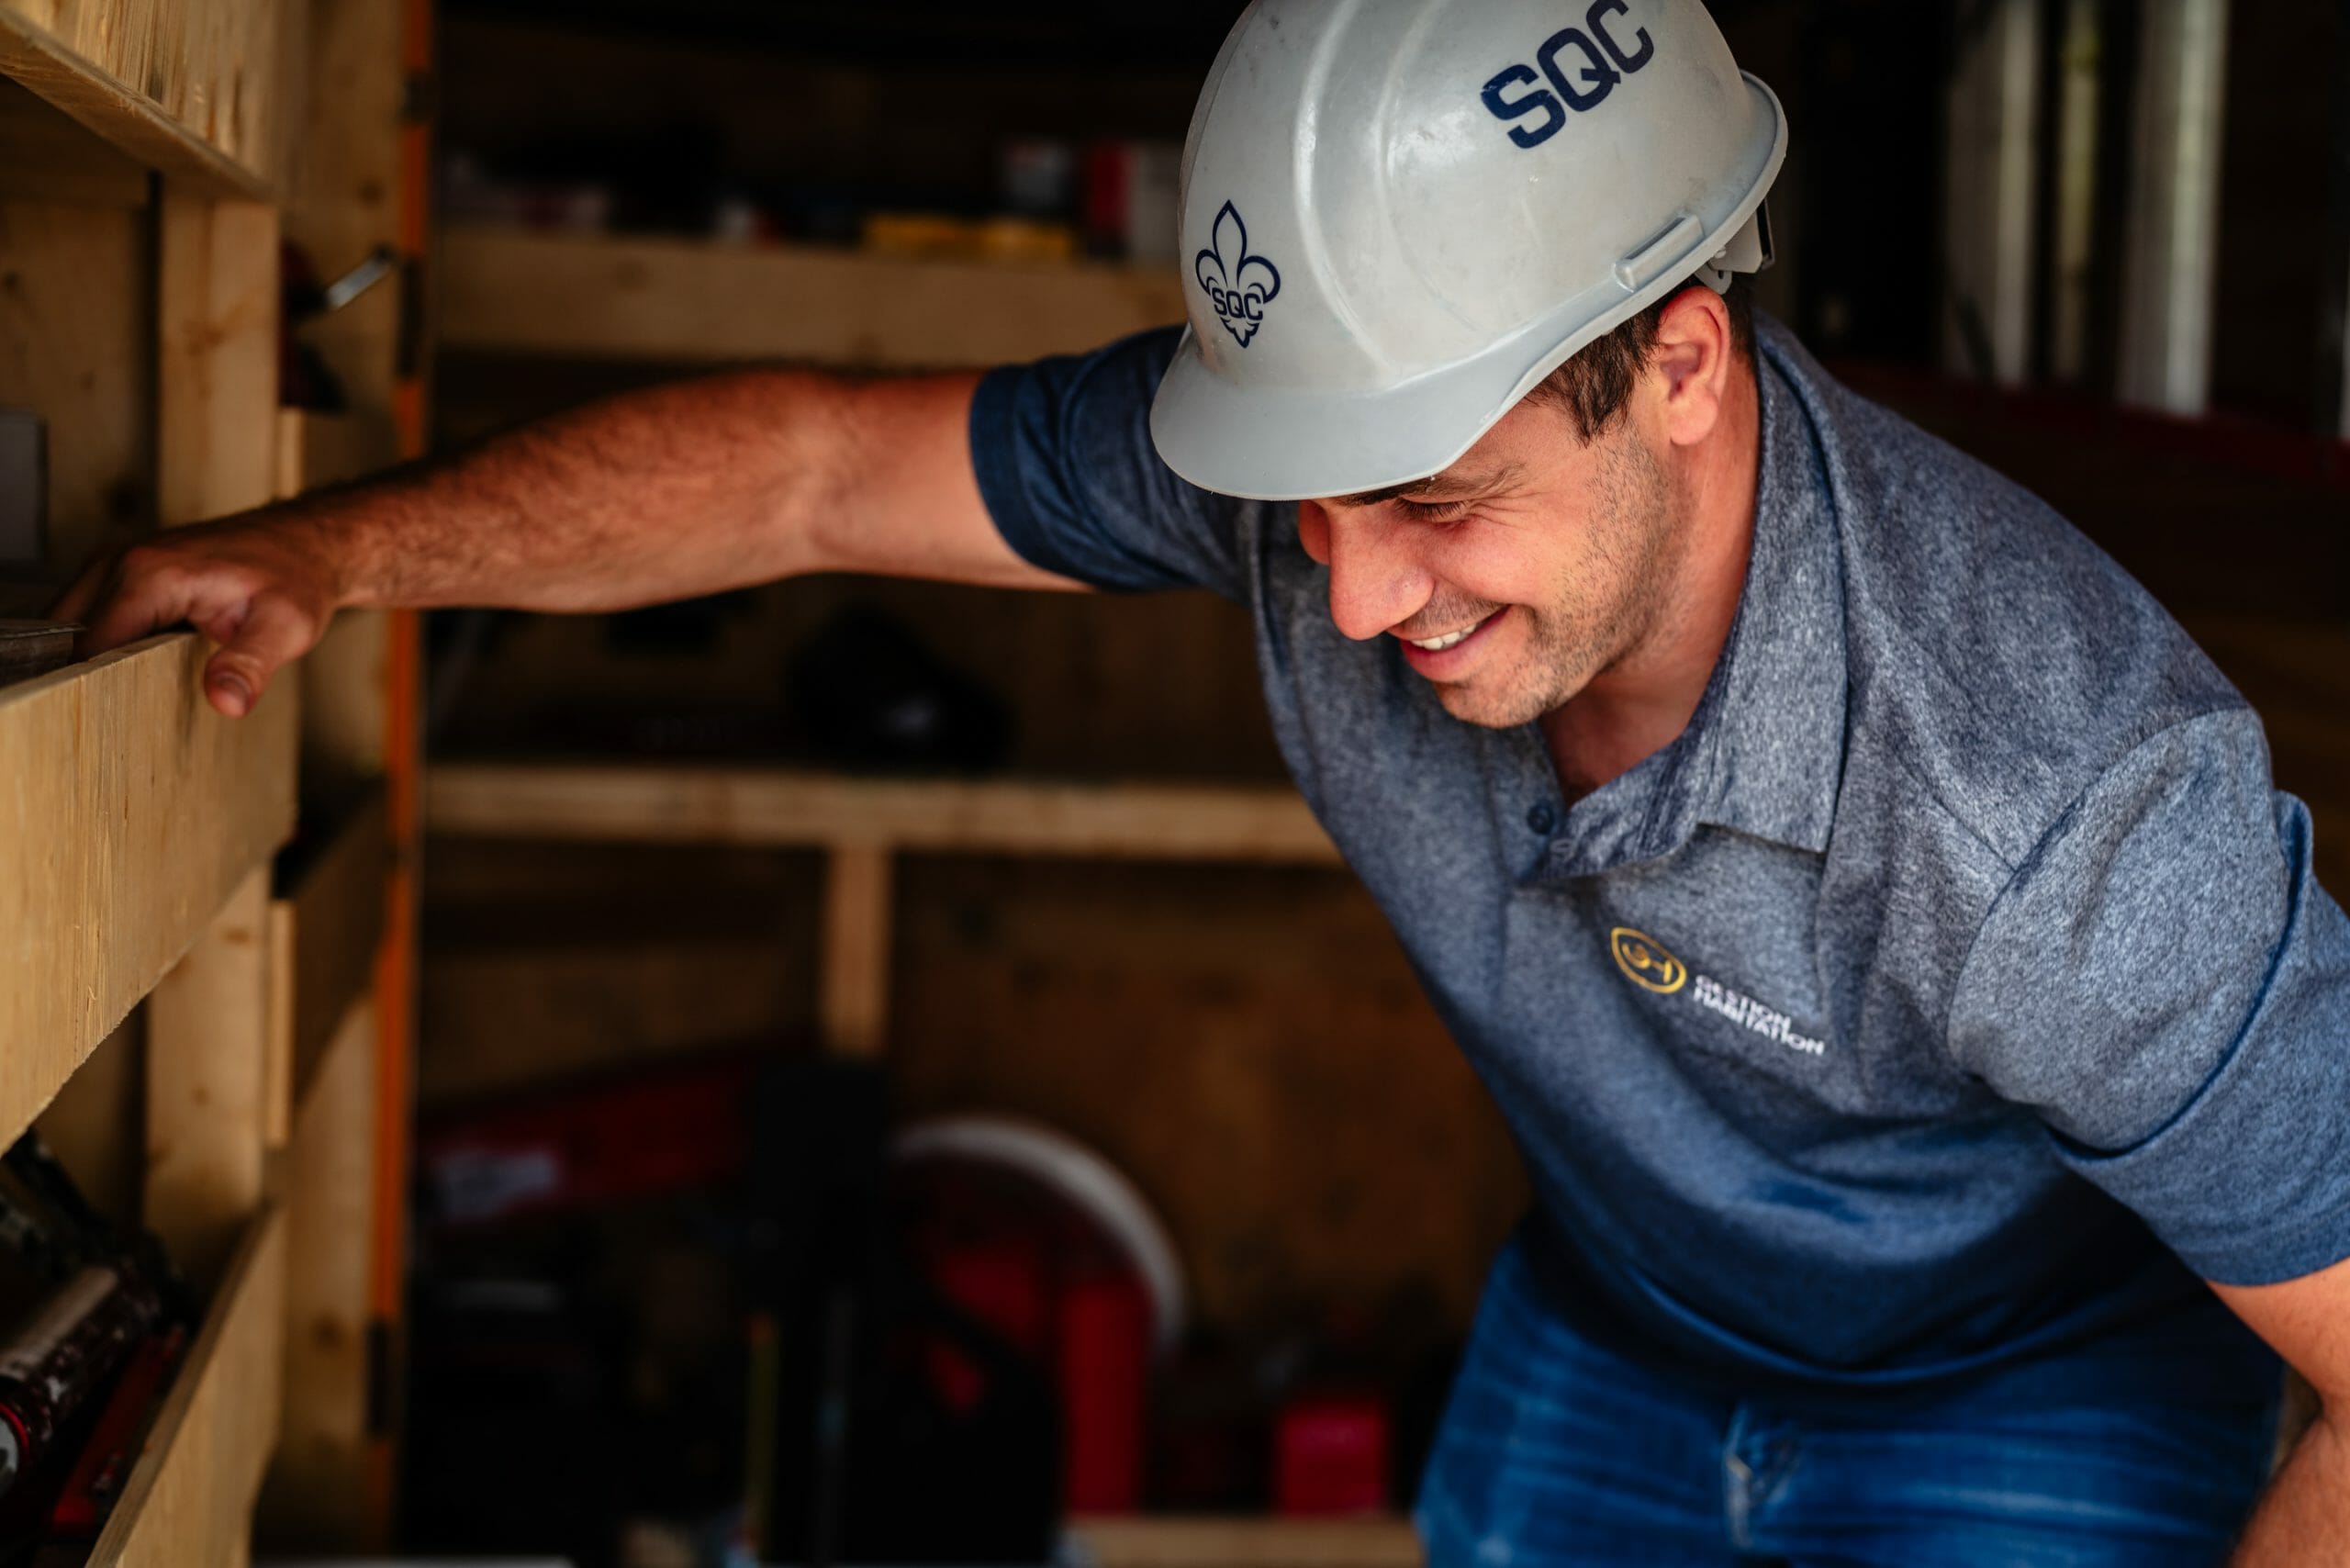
[1058,1272,1149,1513]
[1274,1394,1390,1517]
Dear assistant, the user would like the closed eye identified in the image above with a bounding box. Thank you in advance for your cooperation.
[1395,498,1476,524]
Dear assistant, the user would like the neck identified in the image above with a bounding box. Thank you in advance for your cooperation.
[1539,358,1762,798]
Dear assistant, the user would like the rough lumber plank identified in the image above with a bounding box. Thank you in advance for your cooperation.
[256,995,374,1551]
[426,766,1339,866]
[265,787,389,1146]
[158,193,280,527]
[146,864,273,1294]
[439,226,1185,368]
[275,410,401,792]
[1071,1517,1422,1568]
[281,0,403,407]
[0,634,296,1149]
[88,1204,287,1568]
[0,6,274,199]
[820,846,892,1057]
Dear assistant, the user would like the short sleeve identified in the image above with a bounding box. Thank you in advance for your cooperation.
[1947,708,2350,1285]
[968,328,1254,600]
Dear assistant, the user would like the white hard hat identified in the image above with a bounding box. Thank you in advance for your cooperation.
[1149,0,1786,502]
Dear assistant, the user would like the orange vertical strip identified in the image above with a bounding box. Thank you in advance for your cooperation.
[367,0,435,1535]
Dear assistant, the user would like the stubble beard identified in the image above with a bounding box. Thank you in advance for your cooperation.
[1433,429,1683,731]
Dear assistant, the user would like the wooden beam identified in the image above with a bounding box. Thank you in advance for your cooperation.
[281,0,404,408]
[820,846,893,1057]
[1071,1517,1422,1568]
[88,1205,287,1568]
[0,635,297,1151]
[275,409,402,794]
[0,6,274,201]
[158,193,279,527]
[146,864,274,1294]
[439,226,1186,369]
[256,995,375,1552]
[426,765,1341,867]
[264,787,390,1147]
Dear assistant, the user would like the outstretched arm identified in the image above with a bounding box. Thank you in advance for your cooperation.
[53,366,1077,714]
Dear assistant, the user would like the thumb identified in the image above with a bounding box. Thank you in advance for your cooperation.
[200,596,320,718]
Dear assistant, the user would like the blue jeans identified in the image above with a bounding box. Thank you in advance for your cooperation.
[1416,1240,2282,1568]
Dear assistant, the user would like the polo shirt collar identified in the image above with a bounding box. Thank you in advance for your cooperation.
[1527,326,1850,879]
[1693,330,1851,856]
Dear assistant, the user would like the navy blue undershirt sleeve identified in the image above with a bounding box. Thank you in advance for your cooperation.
[969,328,1252,601]
[1946,709,2350,1285]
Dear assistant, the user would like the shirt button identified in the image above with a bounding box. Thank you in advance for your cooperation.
[1527,803,1559,835]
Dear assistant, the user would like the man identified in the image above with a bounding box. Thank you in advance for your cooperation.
[58,1,2348,1562]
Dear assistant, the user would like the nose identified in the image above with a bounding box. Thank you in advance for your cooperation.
[1300,501,1433,643]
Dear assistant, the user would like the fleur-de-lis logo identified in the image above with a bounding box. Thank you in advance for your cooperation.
[1194,201,1282,348]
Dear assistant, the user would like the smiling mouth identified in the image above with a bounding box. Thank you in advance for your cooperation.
[1403,611,1498,653]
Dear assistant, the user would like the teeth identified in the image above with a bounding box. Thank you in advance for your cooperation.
[1410,615,1489,653]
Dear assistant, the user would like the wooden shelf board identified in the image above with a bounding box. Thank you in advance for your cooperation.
[89,1204,287,1567]
[0,8,271,201]
[425,763,1339,866]
[0,634,297,1151]
[1070,1515,1421,1568]
[438,225,1187,368]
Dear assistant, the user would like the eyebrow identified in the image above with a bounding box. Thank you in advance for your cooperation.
[1331,465,1522,510]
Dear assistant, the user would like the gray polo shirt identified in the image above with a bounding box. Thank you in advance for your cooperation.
[968,318,2350,1394]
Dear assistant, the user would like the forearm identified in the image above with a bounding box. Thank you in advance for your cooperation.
[2232,1411,2350,1565]
[55,357,1047,714]
[322,366,869,614]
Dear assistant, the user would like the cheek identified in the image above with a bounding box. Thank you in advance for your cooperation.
[1431,522,1562,607]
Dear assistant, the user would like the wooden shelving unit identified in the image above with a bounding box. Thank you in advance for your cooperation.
[0,639,297,1114]
[0,0,420,1558]
[429,763,1336,1058]
[439,223,1187,367]
[0,641,295,1566]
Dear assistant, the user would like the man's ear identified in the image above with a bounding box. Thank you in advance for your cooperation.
[1649,287,1734,449]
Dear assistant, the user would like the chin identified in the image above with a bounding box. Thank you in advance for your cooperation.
[1431,677,1550,732]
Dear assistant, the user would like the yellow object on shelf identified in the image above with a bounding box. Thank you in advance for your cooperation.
[862,212,1078,263]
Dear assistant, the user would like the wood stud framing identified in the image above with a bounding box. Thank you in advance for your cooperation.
[145,865,276,1295]
[0,637,297,1141]
[0,0,397,1556]
[87,1208,289,1568]
[429,764,1340,1058]
[0,0,287,196]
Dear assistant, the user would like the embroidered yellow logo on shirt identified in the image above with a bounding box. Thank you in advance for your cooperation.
[1609,927,1688,993]
[1607,927,1830,1057]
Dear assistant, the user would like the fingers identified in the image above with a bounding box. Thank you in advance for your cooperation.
[47,552,117,629]
[78,547,196,658]
[200,594,319,718]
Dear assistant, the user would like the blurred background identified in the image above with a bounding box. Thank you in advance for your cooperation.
[344,0,2350,1563]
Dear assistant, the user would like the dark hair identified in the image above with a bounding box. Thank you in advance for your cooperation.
[1526,273,1754,441]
